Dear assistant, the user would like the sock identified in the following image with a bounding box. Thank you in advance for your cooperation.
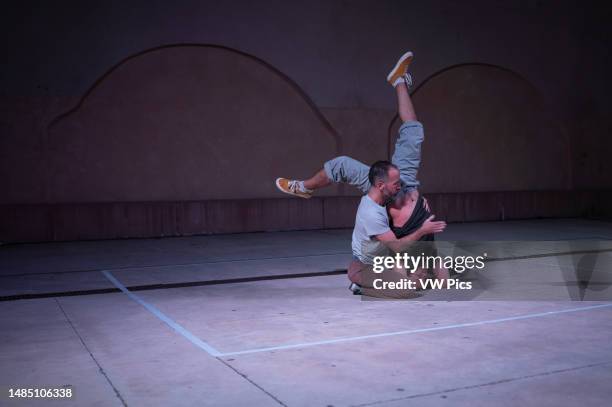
[392,76,406,87]
[393,73,413,88]
[297,181,313,193]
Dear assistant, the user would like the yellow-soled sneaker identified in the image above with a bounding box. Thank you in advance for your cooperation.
[275,178,313,199]
[387,51,413,86]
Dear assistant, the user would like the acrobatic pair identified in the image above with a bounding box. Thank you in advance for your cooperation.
[275,51,449,299]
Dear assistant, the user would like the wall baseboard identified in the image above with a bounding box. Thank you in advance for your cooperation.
[1,190,610,243]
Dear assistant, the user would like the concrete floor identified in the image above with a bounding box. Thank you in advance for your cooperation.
[1,218,611,406]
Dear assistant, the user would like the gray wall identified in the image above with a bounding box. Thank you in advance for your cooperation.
[1,0,610,205]
[0,0,583,111]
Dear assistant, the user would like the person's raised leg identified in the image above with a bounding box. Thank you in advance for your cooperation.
[387,51,423,190]
[275,155,371,198]
[395,81,417,123]
[303,169,332,190]
[387,50,417,123]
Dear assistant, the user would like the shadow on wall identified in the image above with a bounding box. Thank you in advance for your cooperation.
[388,63,571,193]
[47,44,343,202]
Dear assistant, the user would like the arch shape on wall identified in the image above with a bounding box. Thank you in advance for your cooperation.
[387,63,571,193]
[48,43,340,141]
[45,44,343,202]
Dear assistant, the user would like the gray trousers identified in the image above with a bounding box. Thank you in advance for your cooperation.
[323,121,423,193]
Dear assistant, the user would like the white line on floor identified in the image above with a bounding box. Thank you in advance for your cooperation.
[101,269,612,358]
[220,303,612,356]
[101,270,223,357]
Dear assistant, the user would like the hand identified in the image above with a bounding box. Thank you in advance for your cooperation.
[422,196,430,212]
[421,214,446,235]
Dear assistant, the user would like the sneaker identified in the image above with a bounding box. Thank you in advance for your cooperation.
[387,51,413,86]
[275,178,312,199]
[391,73,414,88]
[349,282,363,295]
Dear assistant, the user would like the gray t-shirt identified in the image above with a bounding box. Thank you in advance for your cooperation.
[351,195,391,264]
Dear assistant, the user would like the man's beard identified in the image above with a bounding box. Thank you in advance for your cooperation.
[383,191,399,206]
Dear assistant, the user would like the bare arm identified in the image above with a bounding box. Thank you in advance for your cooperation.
[376,229,424,253]
[376,215,446,253]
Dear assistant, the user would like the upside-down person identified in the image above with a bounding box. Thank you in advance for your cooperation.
[275,51,450,298]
